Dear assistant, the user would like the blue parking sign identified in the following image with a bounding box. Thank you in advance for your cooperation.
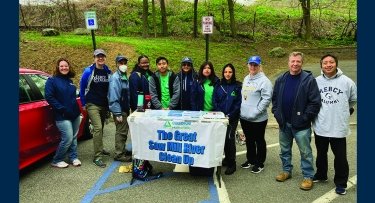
[85,11,98,30]
[88,19,95,26]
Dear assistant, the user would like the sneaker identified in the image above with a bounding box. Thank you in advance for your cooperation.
[312,175,328,183]
[72,159,81,167]
[93,158,106,168]
[51,161,69,168]
[224,165,236,175]
[251,165,264,174]
[300,178,313,190]
[241,161,252,169]
[335,187,347,195]
[276,172,291,182]
[102,149,110,156]
[114,155,132,162]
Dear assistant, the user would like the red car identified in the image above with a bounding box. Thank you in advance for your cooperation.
[19,68,92,170]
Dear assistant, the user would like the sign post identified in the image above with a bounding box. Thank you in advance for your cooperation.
[84,11,98,51]
[202,16,213,62]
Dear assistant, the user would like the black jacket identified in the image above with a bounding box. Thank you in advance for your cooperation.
[272,70,321,130]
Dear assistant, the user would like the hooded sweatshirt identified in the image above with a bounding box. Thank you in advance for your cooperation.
[240,72,273,122]
[312,68,357,138]
[177,68,197,110]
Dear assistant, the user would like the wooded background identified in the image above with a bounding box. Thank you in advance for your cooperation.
[19,0,357,42]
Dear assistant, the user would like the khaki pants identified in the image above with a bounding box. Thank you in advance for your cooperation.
[86,103,108,159]
[113,112,129,158]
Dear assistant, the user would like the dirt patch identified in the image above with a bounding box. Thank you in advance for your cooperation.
[19,40,136,85]
[19,39,356,85]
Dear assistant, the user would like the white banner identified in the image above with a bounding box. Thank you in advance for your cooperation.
[128,111,227,168]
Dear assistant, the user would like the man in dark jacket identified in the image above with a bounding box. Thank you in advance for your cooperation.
[272,52,321,191]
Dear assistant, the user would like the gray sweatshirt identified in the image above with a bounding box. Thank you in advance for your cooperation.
[312,68,357,138]
[240,72,273,122]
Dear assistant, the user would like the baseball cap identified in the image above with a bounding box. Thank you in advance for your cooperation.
[115,55,128,63]
[181,57,193,65]
[93,49,106,57]
[247,56,261,65]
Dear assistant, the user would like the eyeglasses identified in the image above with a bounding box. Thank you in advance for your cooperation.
[95,54,106,58]
[182,63,191,67]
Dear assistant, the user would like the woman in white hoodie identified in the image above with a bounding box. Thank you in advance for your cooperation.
[239,56,273,174]
[312,54,357,195]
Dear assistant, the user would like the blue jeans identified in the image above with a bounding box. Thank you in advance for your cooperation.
[279,123,314,179]
[52,116,81,163]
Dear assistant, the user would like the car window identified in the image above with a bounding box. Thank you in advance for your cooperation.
[19,77,32,104]
[29,74,48,99]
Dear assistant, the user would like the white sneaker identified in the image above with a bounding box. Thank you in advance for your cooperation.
[72,159,82,167]
[51,161,69,168]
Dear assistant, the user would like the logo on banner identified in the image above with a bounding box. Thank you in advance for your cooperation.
[164,121,173,128]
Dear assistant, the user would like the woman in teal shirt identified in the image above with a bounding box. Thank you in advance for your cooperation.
[190,61,220,176]
[191,61,219,111]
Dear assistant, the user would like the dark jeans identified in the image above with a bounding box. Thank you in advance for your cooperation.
[224,118,239,167]
[240,119,268,167]
[314,134,349,188]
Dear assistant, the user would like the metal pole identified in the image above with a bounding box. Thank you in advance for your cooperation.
[205,34,209,62]
[91,30,96,51]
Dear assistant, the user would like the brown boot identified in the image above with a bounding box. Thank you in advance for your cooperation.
[276,172,291,182]
[300,178,313,190]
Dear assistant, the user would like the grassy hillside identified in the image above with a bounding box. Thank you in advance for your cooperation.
[19,31,356,86]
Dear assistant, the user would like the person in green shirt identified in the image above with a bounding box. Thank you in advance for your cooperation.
[149,56,180,110]
[191,61,220,111]
[189,61,220,177]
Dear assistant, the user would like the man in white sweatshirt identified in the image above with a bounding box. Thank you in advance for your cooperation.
[312,54,357,195]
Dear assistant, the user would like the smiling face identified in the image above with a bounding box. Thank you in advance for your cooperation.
[181,62,192,73]
[157,59,168,75]
[202,65,212,77]
[58,60,70,75]
[248,63,260,76]
[94,54,106,68]
[288,54,303,75]
[321,56,338,78]
[223,66,233,81]
[139,57,150,70]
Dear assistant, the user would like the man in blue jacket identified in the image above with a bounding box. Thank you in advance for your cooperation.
[272,52,321,190]
[108,55,132,162]
[79,49,112,168]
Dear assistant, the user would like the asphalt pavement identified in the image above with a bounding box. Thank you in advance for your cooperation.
[19,60,357,203]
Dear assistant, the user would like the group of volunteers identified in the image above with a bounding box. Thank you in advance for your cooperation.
[44,48,357,195]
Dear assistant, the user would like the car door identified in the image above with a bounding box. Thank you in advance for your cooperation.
[19,73,60,169]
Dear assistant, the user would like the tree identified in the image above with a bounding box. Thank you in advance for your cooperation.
[142,0,149,38]
[227,0,236,37]
[65,0,75,30]
[193,0,198,38]
[160,0,168,36]
[152,0,157,37]
[19,4,28,28]
[300,0,311,40]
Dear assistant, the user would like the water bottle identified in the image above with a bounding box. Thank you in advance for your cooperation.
[137,91,144,112]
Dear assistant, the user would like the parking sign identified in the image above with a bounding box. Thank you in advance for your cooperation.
[202,16,213,34]
[85,11,98,30]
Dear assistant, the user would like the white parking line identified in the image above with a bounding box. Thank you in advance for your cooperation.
[217,142,280,202]
[312,175,357,203]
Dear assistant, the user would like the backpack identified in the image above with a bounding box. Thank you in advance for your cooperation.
[132,159,163,181]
